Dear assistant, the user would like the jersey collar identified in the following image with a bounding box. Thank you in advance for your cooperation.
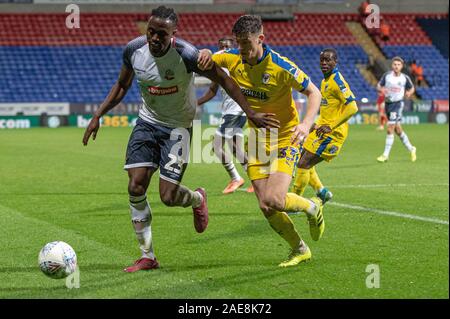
[242,43,270,65]
[324,66,339,79]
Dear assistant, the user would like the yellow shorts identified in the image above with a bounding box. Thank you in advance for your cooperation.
[247,142,300,181]
[302,131,346,162]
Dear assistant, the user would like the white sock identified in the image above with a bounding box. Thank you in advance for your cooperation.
[399,132,414,152]
[130,195,155,260]
[305,200,317,216]
[383,134,395,157]
[223,162,241,181]
[192,191,203,209]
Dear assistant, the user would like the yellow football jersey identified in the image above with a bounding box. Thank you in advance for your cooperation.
[317,67,356,140]
[212,45,310,141]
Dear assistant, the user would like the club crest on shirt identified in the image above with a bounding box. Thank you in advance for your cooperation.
[164,69,175,80]
[262,73,271,84]
[328,145,339,154]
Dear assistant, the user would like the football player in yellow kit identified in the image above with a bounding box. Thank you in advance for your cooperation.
[293,49,358,203]
[212,15,324,267]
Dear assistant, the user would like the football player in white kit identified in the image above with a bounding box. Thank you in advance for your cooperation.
[82,6,280,272]
[377,56,417,163]
[197,37,253,194]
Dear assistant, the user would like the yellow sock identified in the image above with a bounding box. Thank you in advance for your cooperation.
[292,168,310,195]
[267,211,301,249]
[284,192,315,214]
[309,166,324,193]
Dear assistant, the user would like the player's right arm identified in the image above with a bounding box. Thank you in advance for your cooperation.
[82,65,134,146]
[404,74,415,98]
[202,64,280,128]
[377,72,387,94]
[197,82,219,106]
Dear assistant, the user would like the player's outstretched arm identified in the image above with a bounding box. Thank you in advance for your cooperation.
[316,101,358,138]
[202,64,280,129]
[197,82,219,106]
[82,65,134,146]
[291,82,321,145]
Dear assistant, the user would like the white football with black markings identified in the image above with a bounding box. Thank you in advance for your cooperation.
[38,241,77,279]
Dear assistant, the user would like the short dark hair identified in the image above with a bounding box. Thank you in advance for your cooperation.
[151,6,178,25]
[392,56,405,64]
[232,15,262,36]
[321,48,338,60]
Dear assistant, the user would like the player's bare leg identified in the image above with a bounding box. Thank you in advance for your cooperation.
[125,167,159,272]
[213,134,244,194]
[252,173,315,266]
[159,179,208,233]
[228,134,253,192]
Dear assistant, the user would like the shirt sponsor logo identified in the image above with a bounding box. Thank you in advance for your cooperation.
[148,86,179,95]
[241,88,268,101]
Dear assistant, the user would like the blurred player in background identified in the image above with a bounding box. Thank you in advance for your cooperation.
[212,15,324,267]
[376,56,417,163]
[197,37,253,194]
[376,91,387,131]
[292,49,358,204]
[82,7,275,273]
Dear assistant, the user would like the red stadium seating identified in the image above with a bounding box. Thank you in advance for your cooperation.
[0,13,359,46]
[372,13,433,47]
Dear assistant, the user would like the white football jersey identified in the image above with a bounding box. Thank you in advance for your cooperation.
[123,36,207,128]
[220,68,245,116]
[378,71,414,103]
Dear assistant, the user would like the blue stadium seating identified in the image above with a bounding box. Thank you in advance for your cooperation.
[417,17,449,59]
[0,45,378,103]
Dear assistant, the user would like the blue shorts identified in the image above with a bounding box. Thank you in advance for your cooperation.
[385,101,404,124]
[124,118,192,185]
[216,114,246,139]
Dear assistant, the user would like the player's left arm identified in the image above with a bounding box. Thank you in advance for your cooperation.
[404,74,415,98]
[316,79,358,138]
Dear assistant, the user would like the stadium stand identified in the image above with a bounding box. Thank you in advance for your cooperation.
[0,13,447,103]
[369,13,449,100]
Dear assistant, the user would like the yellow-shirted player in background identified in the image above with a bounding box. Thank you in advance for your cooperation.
[212,15,324,267]
[293,48,358,201]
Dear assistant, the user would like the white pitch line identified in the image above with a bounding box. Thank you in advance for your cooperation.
[329,201,449,225]
[327,183,449,189]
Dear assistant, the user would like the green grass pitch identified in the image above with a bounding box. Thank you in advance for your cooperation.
[0,124,448,298]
